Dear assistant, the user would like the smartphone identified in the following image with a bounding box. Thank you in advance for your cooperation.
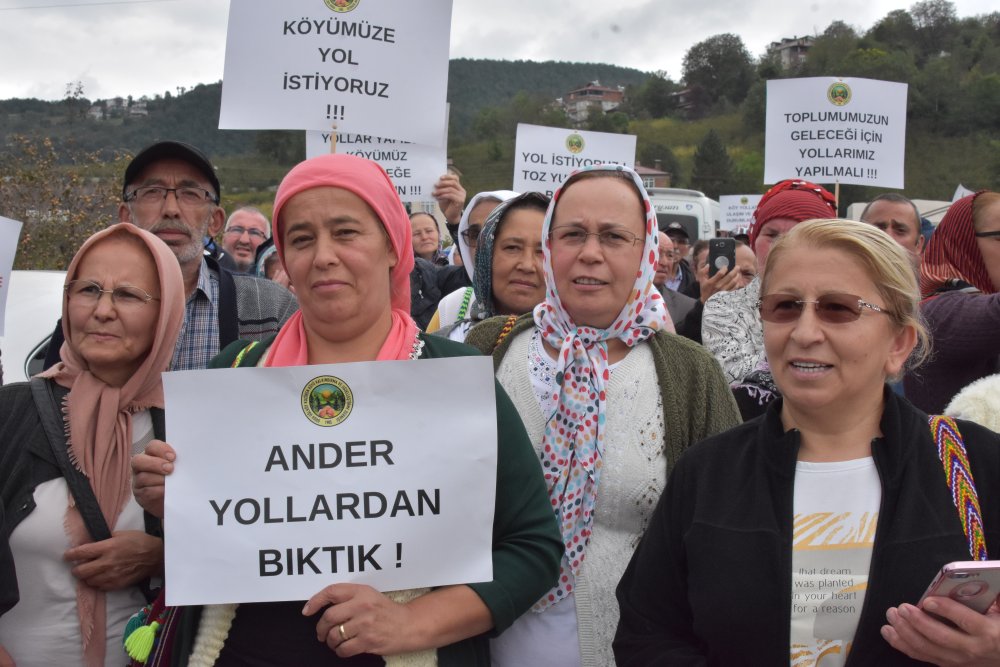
[919,561,1000,614]
[708,238,736,277]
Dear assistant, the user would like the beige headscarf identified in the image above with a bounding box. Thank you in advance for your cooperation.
[37,224,184,667]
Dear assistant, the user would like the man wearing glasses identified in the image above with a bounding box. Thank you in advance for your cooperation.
[221,206,271,273]
[117,141,296,370]
[46,141,297,373]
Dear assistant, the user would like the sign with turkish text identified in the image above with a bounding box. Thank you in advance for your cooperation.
[162,356,497,606]
[764,77,907,188]
[719,195,763,233]
[219,0,452,145]
[305,131,446,202]
[513,124,637,196]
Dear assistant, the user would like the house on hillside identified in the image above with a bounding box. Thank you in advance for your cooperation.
[557,81,625,123]
[635,162,672,189]
[767,36,814,70]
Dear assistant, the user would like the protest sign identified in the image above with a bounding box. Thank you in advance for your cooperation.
[719,195,763,233]
[163,356,497,606]
[513,124,636,196]
[305,131,446,202]
[764,77,907,188]
[0,217,23,336]
[953,184,975,202]
[219,0,452,146]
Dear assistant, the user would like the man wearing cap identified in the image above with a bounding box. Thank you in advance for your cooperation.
[663,222,698,298]
[118,141,297,370]
[44,141,298,372]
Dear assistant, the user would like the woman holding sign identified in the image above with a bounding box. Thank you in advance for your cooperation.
[615,220,1000,666]
[0,225,184,667]
[130,153,562,667]
[464,165,740,667]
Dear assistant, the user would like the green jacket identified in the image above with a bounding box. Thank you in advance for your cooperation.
[169,333,563,667]
[465,314,741,473]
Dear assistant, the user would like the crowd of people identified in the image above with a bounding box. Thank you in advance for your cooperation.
[0,139,997,667]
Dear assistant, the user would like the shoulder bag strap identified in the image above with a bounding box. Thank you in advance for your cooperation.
[207,256,240,350]
[29,377,112,542]
[929,415,988,560]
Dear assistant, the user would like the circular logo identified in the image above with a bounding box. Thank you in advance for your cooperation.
[827,82,851,107]
[301,376,353,427]
[565,133,585,154]
[740,196,749,205]
[324,0,360,12]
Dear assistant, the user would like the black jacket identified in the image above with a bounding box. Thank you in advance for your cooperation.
[615,390,1000,666]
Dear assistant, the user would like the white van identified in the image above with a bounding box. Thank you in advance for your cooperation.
[646,188,721,241]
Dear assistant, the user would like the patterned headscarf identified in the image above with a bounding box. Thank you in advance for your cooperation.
[472,192,549,319]
[748,179,837,251]
[920,191,995,297]
[532,164,671,610]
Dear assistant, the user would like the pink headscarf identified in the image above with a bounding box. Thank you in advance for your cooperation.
[266,154,419,365]
[37,224,184,667]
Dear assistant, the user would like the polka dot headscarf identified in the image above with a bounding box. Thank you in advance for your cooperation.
[531,164,670,610]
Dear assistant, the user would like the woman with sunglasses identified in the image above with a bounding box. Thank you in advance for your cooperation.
[466,166,739,667]
[426,190,518,339]
[616,219,1000,667]
[905,191,1000,414]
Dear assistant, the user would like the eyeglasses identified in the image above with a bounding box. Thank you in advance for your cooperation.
[124,186,219,208]
[460,225,482,245]
[974,230,1000,238]
[757,292,888,324]
[225,226,267,240]
[65,280,159,310]
[550,226,642,250]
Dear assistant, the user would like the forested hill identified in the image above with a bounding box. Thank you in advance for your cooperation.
[0,59,648,159]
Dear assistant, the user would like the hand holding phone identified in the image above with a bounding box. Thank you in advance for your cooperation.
[708,238,736,278]
[919,561,1000,614]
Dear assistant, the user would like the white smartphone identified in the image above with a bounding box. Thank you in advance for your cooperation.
[919,561,1000,614]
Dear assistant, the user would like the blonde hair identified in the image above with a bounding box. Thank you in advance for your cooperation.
[761,218,931,373]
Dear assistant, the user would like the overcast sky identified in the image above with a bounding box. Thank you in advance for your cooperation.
[0,0,994,102]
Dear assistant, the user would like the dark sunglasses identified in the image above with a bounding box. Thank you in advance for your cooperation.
[757,292,889,324]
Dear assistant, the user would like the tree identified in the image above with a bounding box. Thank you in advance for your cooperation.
[637,142,682,186]
[682,34,755,111]
[801,21,859,75]
[636,72,678,118]
[911,0,958,57]
[689,130,734,199]
[1,135,127,270]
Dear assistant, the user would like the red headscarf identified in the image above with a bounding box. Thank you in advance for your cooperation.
[748,179,838,251]
[38,224,184,667]
[266,154,418,365]
[920,191,995,297]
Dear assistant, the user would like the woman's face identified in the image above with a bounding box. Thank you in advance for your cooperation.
[410,214,440,260]
[550,177,646,329]
[975,198,1000,292]
[281,187,398,340]
[763,244,915,418]
[755,217,800,267]
[491,207,545,315]
[67,236,160,387]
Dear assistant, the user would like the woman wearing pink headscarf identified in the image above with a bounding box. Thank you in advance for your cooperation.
[130,154,561,667]
[465,165,739,667]
[905,190,1000,413]
[0,225,185,667]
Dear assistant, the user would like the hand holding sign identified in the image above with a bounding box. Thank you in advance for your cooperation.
[131,439,176,520]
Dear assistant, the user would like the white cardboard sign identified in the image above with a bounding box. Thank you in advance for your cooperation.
[513,124,637,196]
[219,0,452,146]
[162,356,497,606]
[305,131,446,202]
[764,77,907,188]
[719,195,763,233]
[0,217,24,337]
